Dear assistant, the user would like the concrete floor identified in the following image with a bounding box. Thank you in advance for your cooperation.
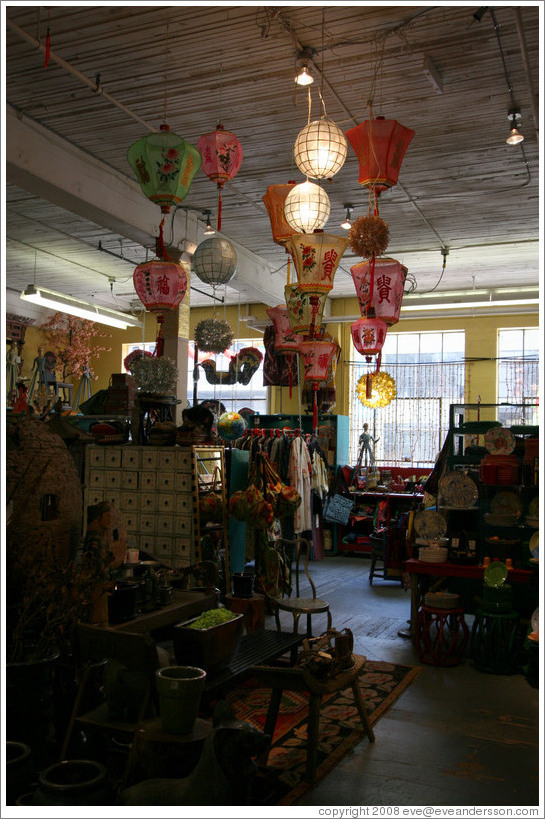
[271,553,542,809]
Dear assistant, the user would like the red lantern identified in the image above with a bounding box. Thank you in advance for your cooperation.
[299,339,339,430]
[133,259,187,315]
[197,125,243,230]
[351,317,388,361]
[345,116,414,194]
[350,257,408,326]
[266,305,300,353]
[262,182,297,247]
[286,232,349,295]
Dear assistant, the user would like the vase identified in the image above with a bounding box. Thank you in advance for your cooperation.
[155,666,207,735]
[35,759,112,806]
[6,741,35,805]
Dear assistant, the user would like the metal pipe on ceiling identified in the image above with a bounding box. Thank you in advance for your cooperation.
[512,7,539,136]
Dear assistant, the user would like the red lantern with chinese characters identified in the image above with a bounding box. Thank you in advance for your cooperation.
[299,339,339,430]
[197,125,243,230]
[266,304,300,397]
[350,257,408,326]
[262,182,297,247]
[345,116,414,195]
[351,317,387,360]
[284,284,328,338]
[286,232,349,296]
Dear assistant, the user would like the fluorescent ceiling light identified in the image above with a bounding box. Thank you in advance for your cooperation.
[20,284,142,329]
[401,298,539,312]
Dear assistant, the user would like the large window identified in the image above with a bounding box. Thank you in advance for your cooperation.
[349,331,465,468]
[497,328,539,426]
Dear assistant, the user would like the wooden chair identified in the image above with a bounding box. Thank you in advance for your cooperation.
[251,654,375,783]
[60,624,160,777]
[268,537,332,638]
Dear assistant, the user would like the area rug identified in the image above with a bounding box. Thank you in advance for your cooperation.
[225,659,422,806]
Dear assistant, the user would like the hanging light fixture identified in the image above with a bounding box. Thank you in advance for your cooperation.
[203,211,215,235]
[345,116,415,196]
[294,48,315,86]
[286,231,349,297]
[341,204,354,230]
[356,371,397,408]
[192,237,237,286]
[197,124,243,229]
[20,285,142,330]
[295,64,314,86]
[350,257,408,326]
[299,339,339,430]
[294,117,347,180]
[506,108,524,144]
[284,181,330,233]
[262,181,297,247]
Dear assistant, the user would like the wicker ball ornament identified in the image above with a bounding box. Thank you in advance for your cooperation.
[349,215,390,259]
[356,371,397,408]
[194,318,234,353]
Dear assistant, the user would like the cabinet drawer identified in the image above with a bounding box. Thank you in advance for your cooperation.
[175,515,193,537]
[141,471,157,491]
[87,448,104,467]
[175,494,193,515]
[176,449,193,472]
[88,469,105,488]
[124,511,140,532]
[140,514,156,533]
[157,471,176,491]
[86,489,105,507]
[158,450,177,470]
[174,536,193,561]
[157,493,175,513]
[157,515,174,534]
[122,448,141,469]
[121,471,139,490]
[175,472,192,493]
[141,451,158,469]
[104,470,121,489]
[140,494,156,512]
[137,534,155,554]
[155,536,175,563]
[104,490,121,508]
[120,491,139,511]
[103,449,122,468]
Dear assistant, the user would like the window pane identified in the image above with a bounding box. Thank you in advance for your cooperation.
[419,333,443,362]
[395,334,419,363]
[442,332,465,360]
[498,329,523,357]
[187,339,267,415]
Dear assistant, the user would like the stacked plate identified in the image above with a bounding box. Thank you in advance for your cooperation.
[418,546,448,563]
[425,591,460,609]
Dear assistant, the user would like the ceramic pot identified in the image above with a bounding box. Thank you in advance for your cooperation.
[35,759,111,806]
[155,666,207,735]
[232,572,255,598]
[6,741,34,805]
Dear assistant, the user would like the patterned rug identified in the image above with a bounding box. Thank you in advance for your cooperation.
[225,659,422,806]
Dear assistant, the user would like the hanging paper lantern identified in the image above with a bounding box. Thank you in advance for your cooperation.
[284,181,330,233]
[299,339,339,430]
[217,411,247,441]
[133,259,188,313]
[345,116,415,194]
[197,125,243,230]
[127,124,201,213]
[286,232,349,296]
[284,284,328,336]
[262,182,297,247]
[356,371,397,408]
[351,258,408,326]
[193,237,237,286]
[266,305,300,352]
[351,317,388,360]
[294,118,347,180]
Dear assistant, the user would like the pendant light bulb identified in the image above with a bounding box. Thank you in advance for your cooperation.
[341,204,354,231]
[295,65,314,86]
[506,109,524,145]
[203,211,215,235]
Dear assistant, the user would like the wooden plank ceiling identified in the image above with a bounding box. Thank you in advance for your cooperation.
[3,3,541,316]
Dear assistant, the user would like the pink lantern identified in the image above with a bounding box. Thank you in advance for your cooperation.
[284,284,328,337]
[266,305,300,353]
[262,182,297,247]
[197,125,243,230]
[345,116,415,195]
[351,317,388,361]
[350,257,408,326]
[299,339,339,430]
[285,231,349,295]
[133,259,188,314]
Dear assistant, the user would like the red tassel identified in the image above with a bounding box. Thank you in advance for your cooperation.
[217,187,222,231]
[366,374,372,399]
[289,359,293,399]
[155,218,169,260]
[154,317,165,357]
[44,27,51,68]
[312,385,318,431]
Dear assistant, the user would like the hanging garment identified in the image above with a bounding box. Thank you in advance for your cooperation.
[311,449,329,499]
[288,436,313,534]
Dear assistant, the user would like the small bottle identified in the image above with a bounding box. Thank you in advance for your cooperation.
[482,556,491,568]
[506,558,513,570]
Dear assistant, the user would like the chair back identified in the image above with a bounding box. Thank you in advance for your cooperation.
[276,536,317,601]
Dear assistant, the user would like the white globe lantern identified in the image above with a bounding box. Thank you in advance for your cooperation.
[192,237,238,286]
[284,181,330,233]
[294,118,347,179]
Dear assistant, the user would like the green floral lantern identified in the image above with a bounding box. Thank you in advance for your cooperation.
[127,124,201,213]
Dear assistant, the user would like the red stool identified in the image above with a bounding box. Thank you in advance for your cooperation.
[415,605,469,667]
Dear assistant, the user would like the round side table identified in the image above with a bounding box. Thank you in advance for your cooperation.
[415,605,469,667]
[470,608,521,674]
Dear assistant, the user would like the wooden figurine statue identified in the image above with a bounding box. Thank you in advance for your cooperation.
[358,423,380,469]
[6,341,21,405]
[28,345,48,400]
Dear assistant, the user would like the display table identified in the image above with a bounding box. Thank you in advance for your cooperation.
[404,559,533,640]
[111,589,217,634]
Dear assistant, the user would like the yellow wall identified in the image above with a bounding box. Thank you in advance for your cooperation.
[17,302,538,413]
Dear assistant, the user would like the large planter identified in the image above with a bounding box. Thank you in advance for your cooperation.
[173,613,244,674]
[155,666,207,735]
[6,741,35,805]
[35,759,112,806]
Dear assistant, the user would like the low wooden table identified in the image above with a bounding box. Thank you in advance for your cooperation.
[111,589,217,635]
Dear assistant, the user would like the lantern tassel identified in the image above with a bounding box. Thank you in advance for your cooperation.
[44,26,51,68]
[156,219,170,260]
[154,317,165,358]
[366,374,372,399]
[217,186,222,231]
